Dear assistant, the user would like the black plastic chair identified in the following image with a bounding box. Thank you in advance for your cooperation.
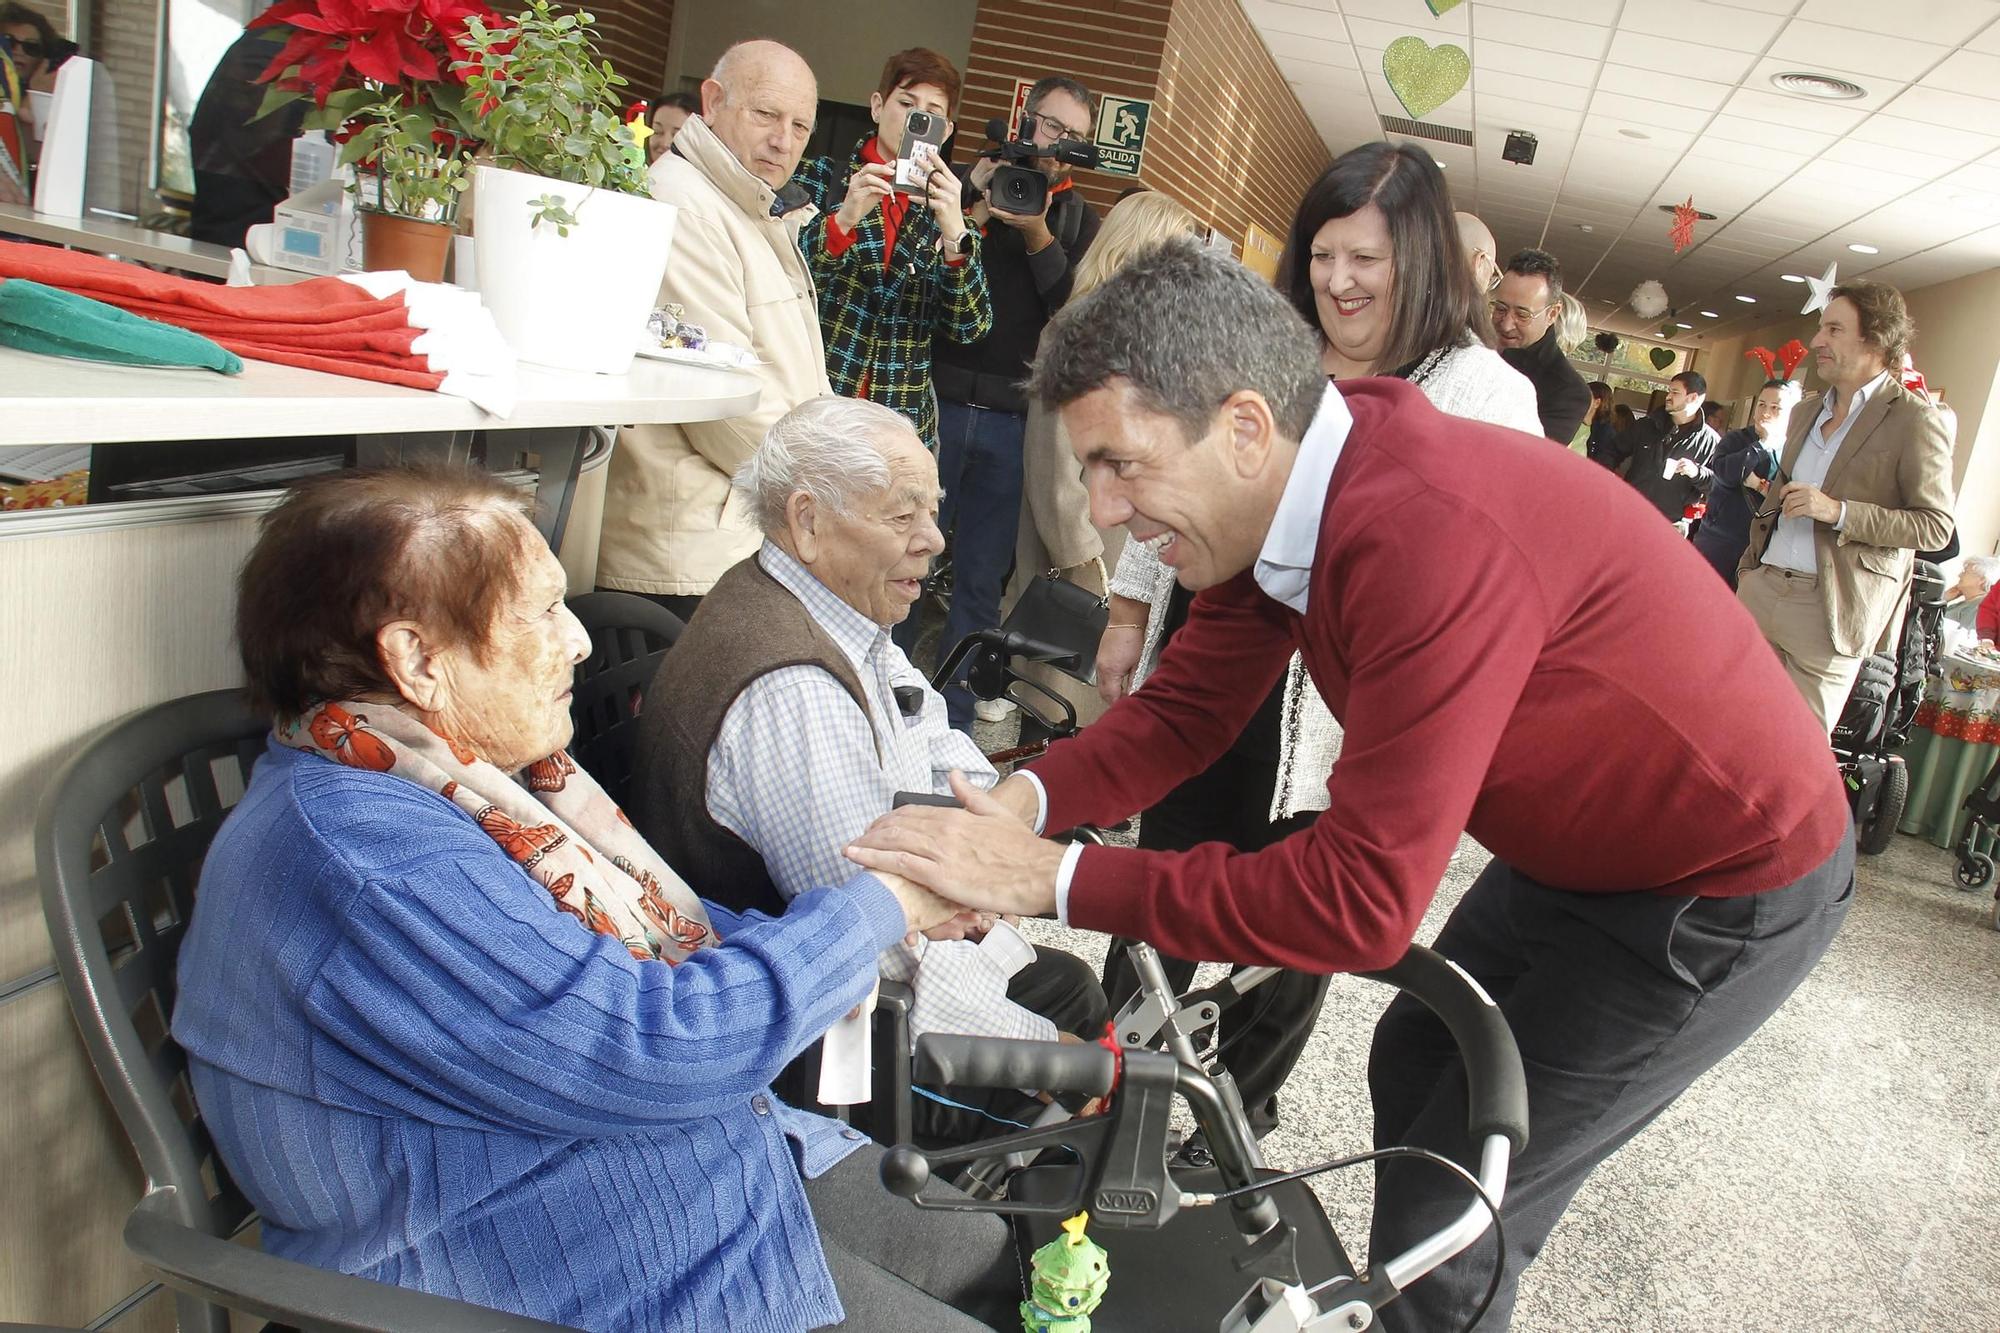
[35,689,574,1333]
[566,591,684,809]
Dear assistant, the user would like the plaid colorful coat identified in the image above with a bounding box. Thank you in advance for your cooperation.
[793,138,992,445]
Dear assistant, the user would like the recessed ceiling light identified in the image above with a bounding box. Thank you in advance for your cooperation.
[1619,128,1651,140]
[1656,202,1718,221]
[1576,223,1595,233]
[1848,242,1879,254]
[1700,310,1719,317]
[1735,294,1757,303]
[1780,273,1805,282]
[1770,71,1867,101]
[1675,322,1693,329]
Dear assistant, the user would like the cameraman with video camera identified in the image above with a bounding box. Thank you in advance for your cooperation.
[794,48,991,449]
[922,75,1103,731]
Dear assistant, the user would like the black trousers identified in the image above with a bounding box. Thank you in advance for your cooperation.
[1101,742,1329,1138]
[1367,828,1854,1331]
[912,945,1109,1146]
[806,1144,1019,1330]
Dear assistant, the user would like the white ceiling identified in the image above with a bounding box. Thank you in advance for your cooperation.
[1247,0,2000,346]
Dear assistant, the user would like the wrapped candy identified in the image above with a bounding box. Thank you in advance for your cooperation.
[647,303,707,352]
[1022,1212,1110,1332]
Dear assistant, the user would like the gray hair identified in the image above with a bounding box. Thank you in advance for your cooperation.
[1962,554,2000,588]
[1028,238,1326,444]
[733,396,902,534]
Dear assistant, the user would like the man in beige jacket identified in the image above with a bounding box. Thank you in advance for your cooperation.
[1737,281,1955,732]
[598,41,832,620]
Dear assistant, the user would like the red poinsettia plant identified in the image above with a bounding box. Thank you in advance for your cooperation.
[252,0,501,220]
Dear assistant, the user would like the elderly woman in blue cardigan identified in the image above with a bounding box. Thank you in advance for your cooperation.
[171,467,1017,1332]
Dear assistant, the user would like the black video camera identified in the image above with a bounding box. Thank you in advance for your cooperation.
[979,114,1099,217]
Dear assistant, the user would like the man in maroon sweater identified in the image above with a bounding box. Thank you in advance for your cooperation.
[848,240,1853,1329]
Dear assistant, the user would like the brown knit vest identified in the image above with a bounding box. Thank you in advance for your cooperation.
[632,555,881,915]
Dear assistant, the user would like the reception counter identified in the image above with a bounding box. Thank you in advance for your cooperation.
[0,348,757,1328]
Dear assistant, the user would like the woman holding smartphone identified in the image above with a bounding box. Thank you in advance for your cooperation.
[791,47,990,451]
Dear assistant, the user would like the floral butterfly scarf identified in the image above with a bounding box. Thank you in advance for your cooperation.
[276,701,719,963]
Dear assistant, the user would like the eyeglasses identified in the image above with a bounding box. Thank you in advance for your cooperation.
[1030,112,1084,142]
[1490,299,1554,324]
[0,35,44,59]
[1752,463,1793,520]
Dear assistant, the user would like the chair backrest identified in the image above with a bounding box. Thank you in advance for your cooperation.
[35,690,270,1333]
[566,592,684,808]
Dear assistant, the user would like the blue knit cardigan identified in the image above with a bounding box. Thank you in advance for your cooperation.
[171,741,908,1331]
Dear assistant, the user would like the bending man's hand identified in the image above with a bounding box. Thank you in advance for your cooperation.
[847,772,1065,917]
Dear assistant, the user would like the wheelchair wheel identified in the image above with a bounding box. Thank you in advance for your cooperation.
[1857,760,1908,855]
[1956,852,1995,892]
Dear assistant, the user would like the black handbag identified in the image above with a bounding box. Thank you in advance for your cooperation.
[1000,563,1109,686]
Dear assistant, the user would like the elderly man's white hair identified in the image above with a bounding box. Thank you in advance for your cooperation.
[734,396,908,534]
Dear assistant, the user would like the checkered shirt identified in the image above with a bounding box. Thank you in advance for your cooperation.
[706,542,1058,1045]
[792,139,992,445]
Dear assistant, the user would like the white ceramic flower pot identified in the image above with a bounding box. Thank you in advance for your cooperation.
[472,163,677,374]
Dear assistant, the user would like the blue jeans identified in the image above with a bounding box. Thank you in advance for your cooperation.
[932,399,1026,731]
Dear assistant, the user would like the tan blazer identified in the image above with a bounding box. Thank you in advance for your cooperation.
[1739,375,1954,657]
[597,116,832,597]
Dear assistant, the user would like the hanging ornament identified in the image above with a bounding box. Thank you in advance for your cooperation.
[1669,196,1700,253]
[1649,346,1677,371]
[1801,261,1838,315]
[1424,0,1465,14]
[1630,280,1669,319]
[1593,331,1621,357]
[1382,37,1470,120]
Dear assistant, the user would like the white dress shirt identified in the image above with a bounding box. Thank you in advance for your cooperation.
[1039,384,1354,923]
[1761,370,1888,575]
[708,544,1058,1096]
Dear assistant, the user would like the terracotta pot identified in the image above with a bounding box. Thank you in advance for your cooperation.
[361,211,454,283]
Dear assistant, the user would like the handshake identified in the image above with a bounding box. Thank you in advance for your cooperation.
[847,772,1067,939]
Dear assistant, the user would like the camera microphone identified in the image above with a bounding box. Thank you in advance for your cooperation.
[1052,140,1100,169]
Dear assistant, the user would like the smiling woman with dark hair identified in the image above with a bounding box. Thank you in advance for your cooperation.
[172,466,1019,1331]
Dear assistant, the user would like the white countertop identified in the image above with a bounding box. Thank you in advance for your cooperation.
[0,346,763,445]
[0,202,307,285]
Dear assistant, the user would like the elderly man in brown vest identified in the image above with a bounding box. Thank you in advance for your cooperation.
[632,395,1104,1141]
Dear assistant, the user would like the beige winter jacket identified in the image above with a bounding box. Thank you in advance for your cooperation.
[597,116,832,596]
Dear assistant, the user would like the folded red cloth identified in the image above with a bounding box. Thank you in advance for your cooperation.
[0,238,445,391]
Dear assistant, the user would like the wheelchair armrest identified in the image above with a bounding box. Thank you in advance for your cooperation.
[125,1187,577,1333]
[872,980,914,1146]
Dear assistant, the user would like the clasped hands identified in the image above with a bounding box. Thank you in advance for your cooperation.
[850,771,1067,943]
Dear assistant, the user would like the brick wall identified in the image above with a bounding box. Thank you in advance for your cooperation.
[589,0,676,101]
[953,0,1170,218]
[1147,0,1327,251]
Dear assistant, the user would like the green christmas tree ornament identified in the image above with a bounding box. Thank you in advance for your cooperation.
[1022,1212,1111,1332]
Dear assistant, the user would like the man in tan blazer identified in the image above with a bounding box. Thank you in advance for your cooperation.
[1737,281,1954,732]
[597,41,832,622]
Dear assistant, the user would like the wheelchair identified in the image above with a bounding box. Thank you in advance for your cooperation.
[1833,559,1947,854]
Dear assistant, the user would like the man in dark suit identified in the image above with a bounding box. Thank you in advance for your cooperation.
[1737,282,1956,732]
[849,241,1853,1333]
[1603,370,1721,528]
[1493,248,1592,444]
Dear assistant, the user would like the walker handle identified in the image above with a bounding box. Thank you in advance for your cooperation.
[1360,945,1529,1153]
[915,1035,1117,1098]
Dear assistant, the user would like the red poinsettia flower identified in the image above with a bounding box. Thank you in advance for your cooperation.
[252,0,501,102]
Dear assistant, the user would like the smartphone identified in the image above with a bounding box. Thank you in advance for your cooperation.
[892,791,959,810]
[894,109,948,195]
